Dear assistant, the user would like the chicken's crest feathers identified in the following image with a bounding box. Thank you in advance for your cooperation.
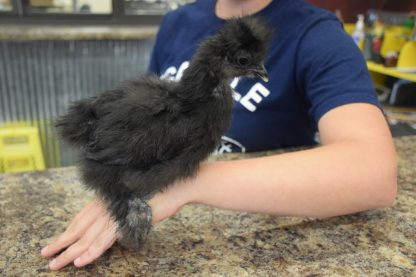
[219,16,273,56]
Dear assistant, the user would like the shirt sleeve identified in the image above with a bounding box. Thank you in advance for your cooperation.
[296,18,381,124]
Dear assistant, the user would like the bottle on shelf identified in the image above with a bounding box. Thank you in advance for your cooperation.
[352,14,365,50]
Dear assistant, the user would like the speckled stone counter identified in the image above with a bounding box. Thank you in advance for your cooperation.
[0,136,415,276]
[0,25,157,40]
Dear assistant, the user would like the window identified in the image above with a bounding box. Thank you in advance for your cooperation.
[124,0,194,15]
[24,0,112,14]
[0,0,196,24]
[0,0,12,11]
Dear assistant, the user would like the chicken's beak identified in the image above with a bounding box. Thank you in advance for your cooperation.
[250,63,269,82]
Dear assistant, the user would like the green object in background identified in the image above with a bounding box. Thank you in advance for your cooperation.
[403,16,415,31]
[403,13,416,41]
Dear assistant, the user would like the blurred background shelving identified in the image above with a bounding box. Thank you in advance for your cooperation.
[367,61,416,82]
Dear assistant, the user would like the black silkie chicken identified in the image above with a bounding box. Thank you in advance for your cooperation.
[56,16,271,250]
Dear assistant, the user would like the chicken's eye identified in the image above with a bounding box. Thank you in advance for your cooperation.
[238,57,249,66]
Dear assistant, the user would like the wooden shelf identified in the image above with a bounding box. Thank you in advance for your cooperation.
[367,61,416,82]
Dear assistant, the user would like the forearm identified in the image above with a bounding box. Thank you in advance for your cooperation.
[185,140,397,218]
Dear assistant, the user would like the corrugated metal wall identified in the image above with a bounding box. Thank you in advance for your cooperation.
[0,39,154,167]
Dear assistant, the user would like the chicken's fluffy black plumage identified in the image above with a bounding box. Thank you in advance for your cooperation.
[56,16,272,250]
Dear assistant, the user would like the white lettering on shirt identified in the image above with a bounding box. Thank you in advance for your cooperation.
[239,83,270,112]
[230,77,242,101]
[215,136,246,154]
[175,61,190,81]
[161,66,177,80]
[161,61,270,112]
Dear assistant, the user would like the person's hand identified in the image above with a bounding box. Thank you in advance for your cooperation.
[41,198,119,270]
[41,181,192,271]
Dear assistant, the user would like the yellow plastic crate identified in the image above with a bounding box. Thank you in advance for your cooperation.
[0,126,45,173]
[398,41,416,69]
[381,26,411,58]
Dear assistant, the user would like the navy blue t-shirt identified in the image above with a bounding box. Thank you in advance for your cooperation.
[148,0,380,153]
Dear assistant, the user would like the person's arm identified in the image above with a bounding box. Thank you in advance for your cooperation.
[185,103,397,218]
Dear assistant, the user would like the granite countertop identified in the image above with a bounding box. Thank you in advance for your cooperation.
[0,25,158,40]
[0,136,415,276]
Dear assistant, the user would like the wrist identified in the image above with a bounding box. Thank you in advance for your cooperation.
[176,176,199,206]
[147,175,199,224]
[174,162,212,206]
[183,161,219,205]
[147,162,215,224]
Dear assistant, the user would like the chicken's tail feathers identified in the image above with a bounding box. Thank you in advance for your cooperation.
[55,98,97,146]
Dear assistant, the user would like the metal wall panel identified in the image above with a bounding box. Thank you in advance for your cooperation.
[0,39,154,167]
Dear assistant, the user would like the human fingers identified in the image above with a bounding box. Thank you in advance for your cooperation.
[41,198,107,257]
[74,217,119,268]
[66,198,103,229]
[48,212,112,271]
